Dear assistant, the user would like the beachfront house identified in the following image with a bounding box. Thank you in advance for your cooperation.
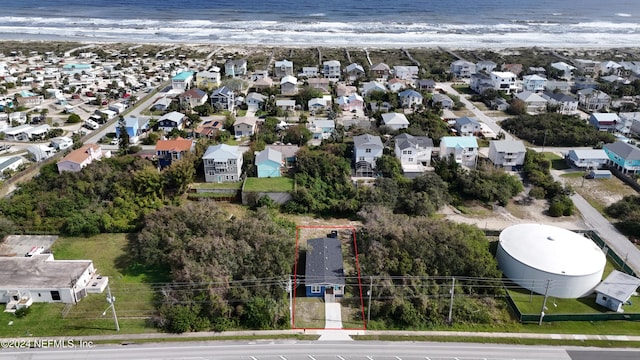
[450,60,476,78]
[393,65,419,80]
[171,71,194,91]
[550,62,576,80]
[439,136,478,168]
[323,60,341,81]
[476,60,497,73]
[202,144,243,183]
[299,66,319,78]
[488,140,526,169]
[274,59,294,78]
[225,59,247,77]
[370,63,391,80]
[345,63,366,81]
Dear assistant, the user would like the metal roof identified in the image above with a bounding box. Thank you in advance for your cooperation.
[491,140,526,153]
[594,270,640,302]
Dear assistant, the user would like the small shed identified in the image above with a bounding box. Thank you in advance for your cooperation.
[594,270,640,312]
[587,170,612,179]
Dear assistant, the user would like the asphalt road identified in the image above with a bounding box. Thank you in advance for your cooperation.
[2,341,639,360]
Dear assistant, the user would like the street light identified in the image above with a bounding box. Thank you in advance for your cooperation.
[102,285,120,331]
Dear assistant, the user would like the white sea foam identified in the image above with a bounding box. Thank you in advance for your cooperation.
[617,13,632,17]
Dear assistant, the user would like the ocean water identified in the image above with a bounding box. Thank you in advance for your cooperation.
[1,0,639,47]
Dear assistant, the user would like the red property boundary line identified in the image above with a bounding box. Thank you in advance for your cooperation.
[293,225,366,330]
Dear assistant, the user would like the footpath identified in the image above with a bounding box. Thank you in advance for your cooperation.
[7,329,640,343]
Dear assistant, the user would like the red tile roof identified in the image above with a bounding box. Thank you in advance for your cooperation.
[155,137,193,152]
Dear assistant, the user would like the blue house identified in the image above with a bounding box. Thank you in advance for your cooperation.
[603,141,640,174]
[255,148,283,178]
[305,235,344,298]
[115,116,149,140]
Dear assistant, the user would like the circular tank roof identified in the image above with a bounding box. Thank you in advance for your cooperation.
[499,224,605,276]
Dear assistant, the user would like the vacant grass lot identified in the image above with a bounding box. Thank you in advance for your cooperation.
[293,298,325,329]
[0,234,164,337]
[244,177,294,192]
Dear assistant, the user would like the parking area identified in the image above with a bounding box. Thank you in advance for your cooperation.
[0,235,58,257]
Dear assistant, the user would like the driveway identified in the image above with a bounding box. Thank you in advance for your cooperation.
[324,302,343,329]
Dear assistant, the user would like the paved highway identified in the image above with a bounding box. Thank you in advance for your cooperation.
[2,341,639,360]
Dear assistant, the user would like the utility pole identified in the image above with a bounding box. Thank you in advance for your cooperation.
[367,276,373,327]
[538,280,551,326]
[288,276,293,328]
[104,285,120,331]
[447,277,455,324]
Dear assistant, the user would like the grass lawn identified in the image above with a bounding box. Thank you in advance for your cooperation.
[293,298,325,329]
[236,109,247,117]
[542,152,570,170]
[0,233,165,337]
[190,181,243,190]
[451,84,473,95]
[244,177,294,192]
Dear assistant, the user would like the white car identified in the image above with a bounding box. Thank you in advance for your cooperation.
[110,138,119,145]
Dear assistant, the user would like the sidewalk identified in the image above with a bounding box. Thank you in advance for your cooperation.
[6,329,640,343]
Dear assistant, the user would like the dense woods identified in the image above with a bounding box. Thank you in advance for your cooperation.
[605,195,640,238]
[131,202,295,333]
[522,150,574,217]
[500,113,616,147]
[357,207,503,328]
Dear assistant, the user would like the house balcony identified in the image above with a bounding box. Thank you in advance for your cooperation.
[503,153,519,159]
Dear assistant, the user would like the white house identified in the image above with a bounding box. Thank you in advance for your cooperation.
[589,113,621,132]
[488,140,526,169]
[56,144,109,174]
[599,61,623,76]
[353,134,383,177]
[381,112,409,130]
[246,92,267,110]
[336,93,364,112]
[225,59,247,77]
[361,81,387,96]
[171,71,194,91]
[514,91,548,113]
[450,60,476,78]
[393,65,419,80]
[439,136,478,168]
[541,91,579,115]
[398,89,423,108]
[308,119,336,140]
[476,60,497,73]
[431,93,454,109]
[323,60,341,81]
[299,66,319,78]
[566,149,609,169]
[551,62,576,80]
[274,59,294,78]
[280,75,298,95]
[454,117,481,136]
[202,144,243,183]
[50,136,73,151]
[345,63,365,81]
[394,133,434,176]
[275,99,296,112]
[234,117,257,138]
[0,156,23,178]
[522,74,547,92]
[490,71,518,94]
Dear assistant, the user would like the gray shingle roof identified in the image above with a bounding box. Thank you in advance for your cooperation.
[305,237,344,286]
[605,141,640,161]
[395,133,433,150]
[353,134,383,148]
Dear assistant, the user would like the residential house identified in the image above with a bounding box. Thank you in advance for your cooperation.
[233,117,257,138]
[450,60,476,78]
[490,97,510,111]
[381,112,409,130]
[431,93,454,109]
[353,134,383,177]
[370,63,390,80]
[255,147,283,178]
[387,78,407,92]
[415,79,436,92]
[202,144,243,182]
[514,91,548,113]
[345,63,365,81]
[541,91,579,115]
[157,111,187,133]
[0,156,23,178]
[192,119,223,139]
[545,80,572,92]
[116,116,149,142]
[439,136,479,168]
[275,99,296,112]
[573,59,599,75]
[15,95,43,108]
[566,149,609,169]
[361,81,387,96]
[150,96,172,112]
[454,116,481,136]
[620,61,640,76]
[211,86,235,111]
[250,70,268,81]
[56,144,109,173]
[307,78,331,94]
[252,76,273,91]
[550,62,576,80]
[336,84,357,97]
[604,141,640,174]
[23,125,50,141]
[577,89,611,111]
[336,93,364,112]
[502,63,523,76]
[1,125,32,141]
[622,112,640,135]
[280,75,298,95]
[267,144,299,165]
[0,253,106,307]
[171,71,194,91]
[488,140,526,169]
[490,71,517,94]
[522,74,547,92]
[573,77,599,91]
[589,112,621,132]
[245,92,267,111]
[299,66,319,78]
[394,133,434,176]
[323,60,341,81]
[470,72,494,94]
[305,236,344,298]
[393,65,419,80]
[195,69,221,90]
[155,137,195,169]
[274,59,294,78]
[49,136,73,151]
[308,96,332,112]
[476,60,497,73]
[594,270,640,313]
[599,61,623,76]
[179,88,208,109]
[308,119,335,140]
[398,89,423,108]
[225,59,247,77]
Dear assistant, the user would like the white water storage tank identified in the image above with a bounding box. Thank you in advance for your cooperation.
[497,224,606,298]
